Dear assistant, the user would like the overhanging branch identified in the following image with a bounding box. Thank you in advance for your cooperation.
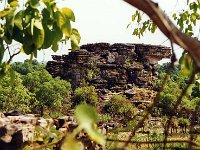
[124,0,200,68]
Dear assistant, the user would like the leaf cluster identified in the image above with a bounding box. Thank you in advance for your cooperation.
[128,10,157,38]
[0,0,81,79]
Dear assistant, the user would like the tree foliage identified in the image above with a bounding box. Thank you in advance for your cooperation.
[11,59,45,75]
[156,63,200,123]
[103,94,136,122]
[0,73,32,112]
[0,0,81,78]
[127,0,200,71]
[23,69,71,115]
[71,86,98,107]
[128,0,200,38]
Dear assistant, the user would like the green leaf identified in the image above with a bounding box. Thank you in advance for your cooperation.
[0,27,4,38]
[188,24,193,31]
[85,124,106,146]
[191,14,197,23]
[52,42,58,52]
[132,14,137,22]
[36,137,44,142]
[30,0,40,9]
[75,104,105,146]
[75,104,99,125]
[3,31,12,44]
[52,24,63,42]
[33,26,45,49]
[172,13,177,20]
[22,34,36,54]
[62,19,71,38]
[61,134,83,150]
[0,62,8,78]
[14,10,23,30]
[179,52,195,76]
[56,11,71,37]
[6,8,16,35]
[61,8,75,22]
[70,28,81,51]
[132,28,138,35]
[0,8,12,18]
[31,18,35,35]
[56,11,66,30]
[34,20,43,30]
[13,26,23,43]
[10,1,19,7]
[150,23,157,33]
[137,12,142,23]
[42,27,54,49]
[186,84,195,96]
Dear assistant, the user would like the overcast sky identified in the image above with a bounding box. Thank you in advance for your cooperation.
[4,0,197,62]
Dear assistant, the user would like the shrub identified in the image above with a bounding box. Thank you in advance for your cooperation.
[100,114,112,123]
[103,94,136,122]
[71,86,98,106]
[0,73,33,113]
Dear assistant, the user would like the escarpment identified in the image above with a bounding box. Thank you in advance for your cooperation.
[46,43,171,92]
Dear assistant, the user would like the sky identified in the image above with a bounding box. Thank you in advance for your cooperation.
[3,0,197,63]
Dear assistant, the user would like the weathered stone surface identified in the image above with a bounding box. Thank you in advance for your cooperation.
[0,114,75,148]
[46,43,171,91]
[0,113,108,149]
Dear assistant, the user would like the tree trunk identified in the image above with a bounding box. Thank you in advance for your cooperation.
[40,106,44,116]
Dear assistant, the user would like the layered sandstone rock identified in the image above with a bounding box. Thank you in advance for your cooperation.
[0,112,109,149]
[46,43,171,91]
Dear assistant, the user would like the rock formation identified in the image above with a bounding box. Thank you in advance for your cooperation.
[46,43,171,91]
[0,112,108,149]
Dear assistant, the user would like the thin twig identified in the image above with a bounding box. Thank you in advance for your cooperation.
[7,51,20,64]
[6,45,12,57]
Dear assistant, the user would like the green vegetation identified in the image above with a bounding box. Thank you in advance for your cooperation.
[0,60,72,116]
[72,85,98,107]
[0,73,32,112]
[155,63,200,122]
[0,0,199,149]
[12,59,45,75]
[0,0,80,81]
[103,94,136,122]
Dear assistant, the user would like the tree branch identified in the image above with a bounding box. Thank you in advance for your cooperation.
[7,51,20,64]
[124,0,200,68]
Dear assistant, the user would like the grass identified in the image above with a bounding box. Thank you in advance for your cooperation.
[105,128,200,149]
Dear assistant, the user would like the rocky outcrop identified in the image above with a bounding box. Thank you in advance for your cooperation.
[46,43,171,91]
[0,112,109,149]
